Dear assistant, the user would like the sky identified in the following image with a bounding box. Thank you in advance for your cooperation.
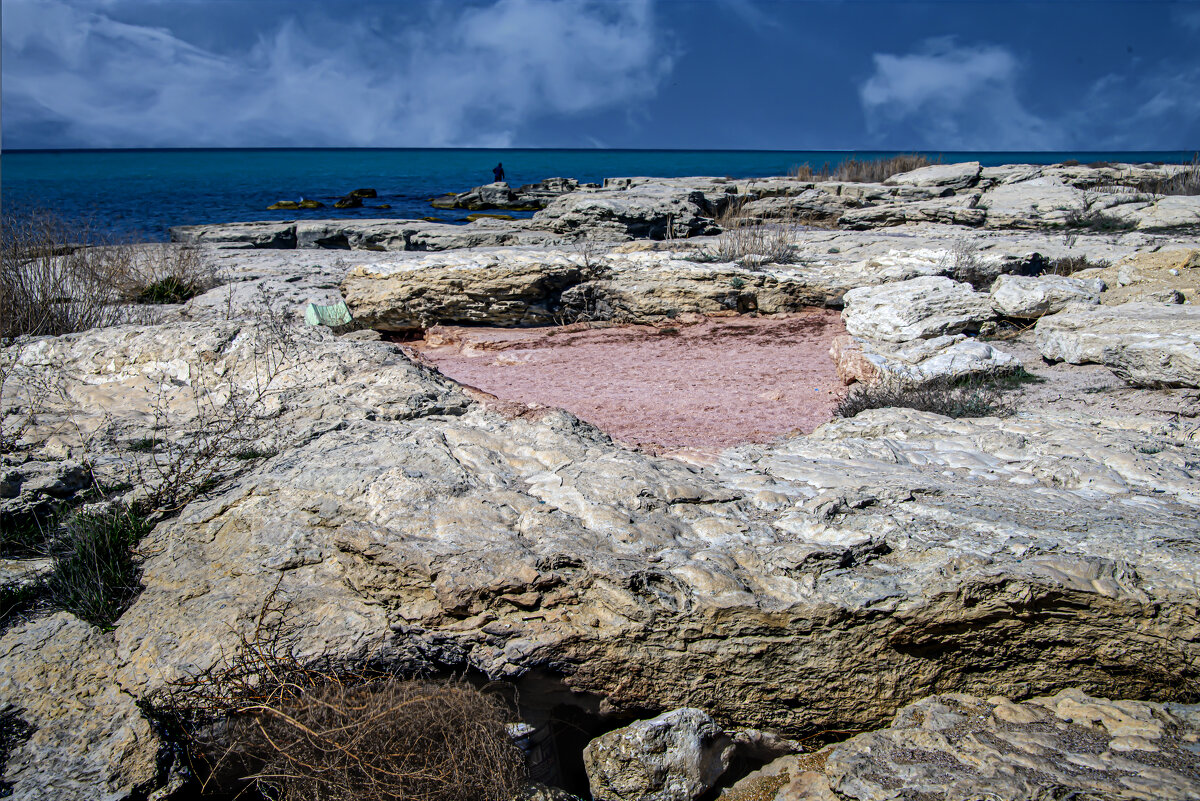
[2,0,1199,151]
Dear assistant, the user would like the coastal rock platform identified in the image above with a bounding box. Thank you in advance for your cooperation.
[5,161,1200,801]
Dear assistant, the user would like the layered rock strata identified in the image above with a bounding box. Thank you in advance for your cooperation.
[3,321,1199,799]
[728,690,1200,800]
[1036,302,1200,387]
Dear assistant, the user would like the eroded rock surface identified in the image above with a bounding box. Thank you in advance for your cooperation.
[830,334,1018,386]
[841,276,994,342]
[743,690,1200,801]
[990,273,1103,318]
[0,614,161,801]
[583,708,734,801]
[1036,302,1200,387]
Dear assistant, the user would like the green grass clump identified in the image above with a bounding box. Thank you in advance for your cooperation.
[45,504,153,628]
[135,275,202,305]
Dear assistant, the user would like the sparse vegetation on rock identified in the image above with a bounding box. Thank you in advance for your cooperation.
[151,594,526,801]
[834,373,1017,419]
[790,153,939,183]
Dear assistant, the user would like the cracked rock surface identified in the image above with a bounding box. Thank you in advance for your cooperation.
[731,690,1200,800]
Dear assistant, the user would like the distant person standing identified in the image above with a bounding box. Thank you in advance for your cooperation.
[493,162,506,183]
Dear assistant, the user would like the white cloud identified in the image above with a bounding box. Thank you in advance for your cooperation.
[1,0,676,147]
[859,38,1064,150]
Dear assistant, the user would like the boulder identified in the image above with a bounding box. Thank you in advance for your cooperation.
[838,195,985,229]
[830,334,1019,386]
[980,178,1088,229]
[267,200,300,210]
[0,614,163,801]
[348,188,377,198]
[532,183,720,240]
[841,276,994,342]
[1095,194,1200,231]
[333,195,363,209]
[169,220,298,249]
[341,250,587,330]
[582,709,733,801]
[883,161,981,190]
[989,273,1103,318]
[1035,302,1200,387]
[339,247,957,330]
[770,690,1200,800]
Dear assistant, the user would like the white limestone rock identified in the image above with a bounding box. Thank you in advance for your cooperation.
[776,690,1200,801]
[0,614,162,801]
[1035,302,1200,387]
[883,161,981,190]
[841,276,995,342]
[989,273,1104,318]
[583,709,734,801]
[831,334,1019,385]
[980,178,1088,229]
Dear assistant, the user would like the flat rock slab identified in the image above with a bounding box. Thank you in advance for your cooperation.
[412,312,845,449]
[1035,301,1200,387]
[990,273,1103,318]
[760,689,1200,800]
[841,276,994,342]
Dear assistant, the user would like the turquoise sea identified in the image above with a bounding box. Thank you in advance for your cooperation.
[3,148,1196,241]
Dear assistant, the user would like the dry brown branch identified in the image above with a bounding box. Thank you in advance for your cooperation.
[149,590,527,801]
[1,212,218,339]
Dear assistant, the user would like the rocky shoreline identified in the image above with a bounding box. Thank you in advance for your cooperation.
[3,161,1199,800]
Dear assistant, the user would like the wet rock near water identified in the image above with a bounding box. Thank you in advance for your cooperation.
[433,178,590,211]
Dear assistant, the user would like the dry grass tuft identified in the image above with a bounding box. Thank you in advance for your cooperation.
[703,198,798,266]
[790,154,939,184]
[1095,154,1200,196]
[151,591,527,801]
[0,211,217,339]
[1041,254,1110,276]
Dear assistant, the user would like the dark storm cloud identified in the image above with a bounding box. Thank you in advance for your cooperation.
[3,0,1198,150]
[2,0,675,148]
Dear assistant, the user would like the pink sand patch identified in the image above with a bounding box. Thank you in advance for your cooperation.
[409,310,847,450]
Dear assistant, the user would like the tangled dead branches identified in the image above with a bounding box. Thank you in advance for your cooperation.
[150,591,526,801]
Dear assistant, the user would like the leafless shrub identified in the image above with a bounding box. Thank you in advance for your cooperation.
[152,592,527,801]
[836,374,1016,419]
[118,243,217,304]
[1,212,128,337]
[1041,255,1110,276]
[569,232,609,273]
[1,212,219,338]
[939,239,995,290]
[790,154,940,183]
[705,198,798,266]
